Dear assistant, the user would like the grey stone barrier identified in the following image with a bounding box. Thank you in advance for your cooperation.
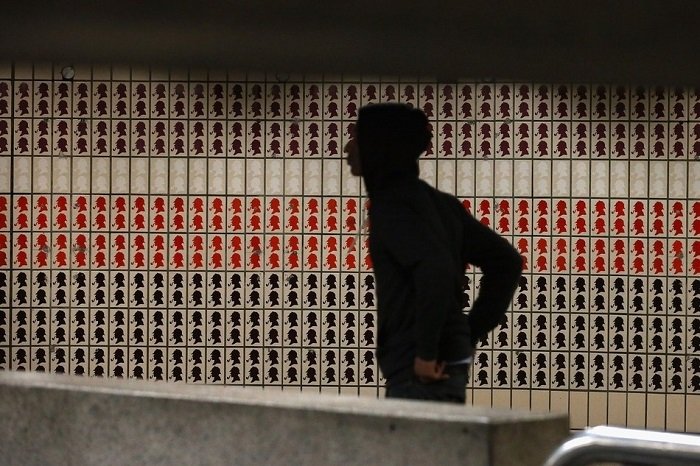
[0,370,568,466]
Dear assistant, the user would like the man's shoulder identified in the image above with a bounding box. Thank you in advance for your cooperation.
[417,180,462,210]
[372,179,418,206]
[370,196,415,219]
[372,179,461,212]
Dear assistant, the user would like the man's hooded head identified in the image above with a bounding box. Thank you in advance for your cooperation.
[356,103,431,194]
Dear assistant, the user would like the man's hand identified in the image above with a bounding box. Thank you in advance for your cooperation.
[414,357,449,383]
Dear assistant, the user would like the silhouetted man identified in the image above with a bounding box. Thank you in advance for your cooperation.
[344,103,522,403]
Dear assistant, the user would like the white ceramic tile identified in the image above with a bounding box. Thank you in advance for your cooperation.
[629,160,649,198]
[607,392,627,427]
[437,160,456,193]
[667,161,687,198]
[149,158,168,194]
[477,165,498,203]
[626,393,647,428]
[610,161,628,198]
[14,63,32,79]
[456,160,475,197]
[169,158,187,195]
[111,158,129,193]
[586,392,607,426]
[246,159,264,196]
[571,160,590,197]
[493,160,512,197]
[533,160,552,197]
[649,161,668,198]
[188,158,207,194]
[0,62,11,79]
[341,161,360,197]
[130,158,148,194]
[284,159,303,196]
[322,160,341,196]
[12,157,31,192]
[513,159,531,197]
[71,157,91,193]
[419,159,436,187]
[689,161,700,198]
[304,160,322,196]
[0,156,10,191]
[32,62,52,79]
[32,157,51,192]
[111,65,129,80]
[132,66,149,81]
[590,160,609,197]
[52,156,70,192]
[208,158,226,195]
[666,394,685,432]
[90,157,109,193]
[227,158,245,195]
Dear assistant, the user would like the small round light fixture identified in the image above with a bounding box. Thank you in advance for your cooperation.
[61,66,75,80]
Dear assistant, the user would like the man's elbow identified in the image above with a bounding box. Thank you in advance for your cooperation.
[498,246,523,274]
[511,251,524,273]
[481,249,522,279]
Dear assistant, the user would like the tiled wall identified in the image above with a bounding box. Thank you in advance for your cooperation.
[0,63,699,432]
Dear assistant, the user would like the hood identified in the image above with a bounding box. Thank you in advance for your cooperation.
[356,103,431,196]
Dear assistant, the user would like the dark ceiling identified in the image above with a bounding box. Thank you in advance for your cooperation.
[2,1,699,86]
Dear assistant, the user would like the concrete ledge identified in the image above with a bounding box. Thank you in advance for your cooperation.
[0,370,568,466]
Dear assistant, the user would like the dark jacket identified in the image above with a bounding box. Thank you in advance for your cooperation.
[368,175,523,384]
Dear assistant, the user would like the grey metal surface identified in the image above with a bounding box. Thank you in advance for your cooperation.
[544,426,700,466]
[0,370,568,466]
[2,1,700,86]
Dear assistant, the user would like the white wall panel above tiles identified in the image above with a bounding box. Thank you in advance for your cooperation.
[91,157,109,193]
[571,160,590,198]
[245,159,264,196]
[649,161,669,199]
[418,159,436,187]
[552,160,571,197]
[130,158,148,194]
[208,158,226,195]
[169,158,187,195]
[111,157,129,193]
[262,159,282,196]
[149,158,168,194]
[590,161,609,198]
[304,160,322,196]
[513,160,531,198]
[533,160,552,197]
[475,159,493,196]
[188,158,207,195]
[227,158,245,195]
[494,160,513,197]
[668,162,688,199]
[610,161,629,198]
[690,162,700,199]
[437,160,456,193]
[52,157,70,193]
[0,157,10,192]
[32,157,51,193]
[456,160,475,197]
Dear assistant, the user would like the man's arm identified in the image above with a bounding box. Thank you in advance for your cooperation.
[460,207,523,344]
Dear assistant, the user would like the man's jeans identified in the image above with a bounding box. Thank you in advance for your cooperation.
[385,364,470,404]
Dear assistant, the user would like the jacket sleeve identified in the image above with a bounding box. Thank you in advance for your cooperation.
[372,201,456,361]
[460,206,523,344]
